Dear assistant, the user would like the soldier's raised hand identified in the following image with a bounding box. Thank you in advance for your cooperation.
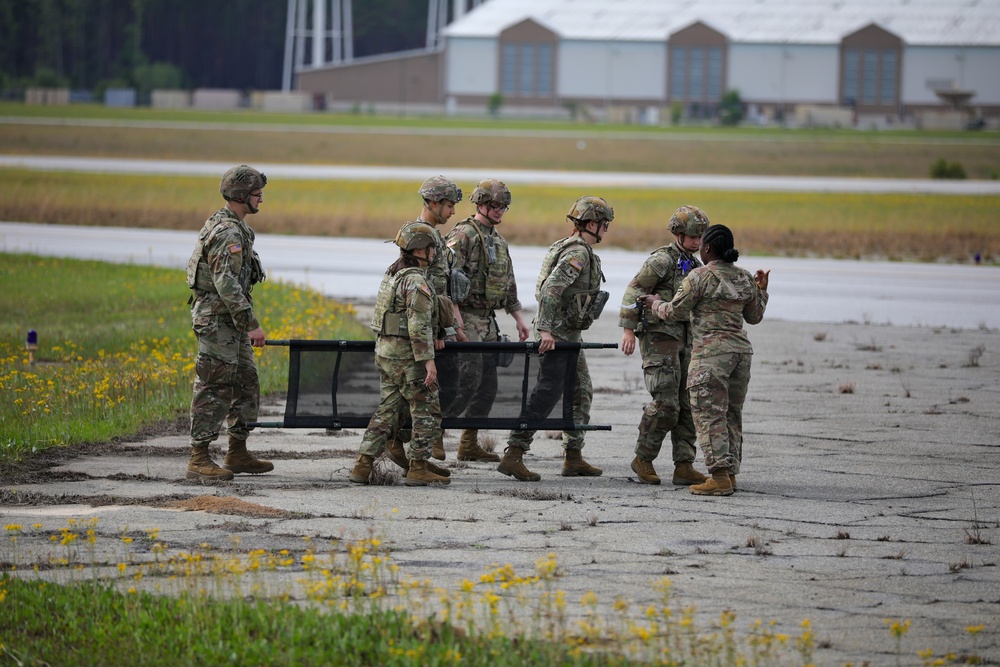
[754,269,771,292]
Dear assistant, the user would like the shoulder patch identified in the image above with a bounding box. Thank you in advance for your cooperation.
[419,283,432,298]
[568,257,584,272]
[228,243,242,254]
[446,238,460,248]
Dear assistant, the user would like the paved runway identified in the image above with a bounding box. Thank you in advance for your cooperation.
[3,221,999,329]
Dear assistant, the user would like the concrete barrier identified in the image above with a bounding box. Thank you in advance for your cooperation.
[192,88,243,110]
[25,87,70,105]
[251,91,313,113]
[151,89,191,109]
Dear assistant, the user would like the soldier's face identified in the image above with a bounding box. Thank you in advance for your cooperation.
[485,203,507,224]
[431,200,456,222]
[247,189,264,214]
[677,233,700,253]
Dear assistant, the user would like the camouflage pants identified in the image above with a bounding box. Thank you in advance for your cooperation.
[359,355,442,461]
[507,349,591,451]
[190,318,259,446]
[687,352,751,474]
[634,333,698,464]
[450,312,499,419]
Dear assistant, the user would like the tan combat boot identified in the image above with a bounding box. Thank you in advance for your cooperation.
[186,445,234,482]
[671,461,707,486]
[497,446,541,482]
[404,460,451,486]
[631,456,660,485]
[729,474,737,492]
[431,436,446,461]
[386,437,451,477]
[690,471,734,496]
[348,454,375,484]
[562,449,602,477]
[223,436,274,474]
[457,429,500,462]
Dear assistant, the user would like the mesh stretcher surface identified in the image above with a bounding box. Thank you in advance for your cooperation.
[269,340,603,431]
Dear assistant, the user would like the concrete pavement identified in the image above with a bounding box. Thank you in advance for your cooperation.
[2,310,998,665]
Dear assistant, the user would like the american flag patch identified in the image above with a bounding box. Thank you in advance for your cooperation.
[419,284,432,298]
[228,243,242,253]
[568,257,584,271]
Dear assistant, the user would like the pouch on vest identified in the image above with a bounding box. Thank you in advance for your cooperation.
[495,333,515,368]
[450,268,471,304]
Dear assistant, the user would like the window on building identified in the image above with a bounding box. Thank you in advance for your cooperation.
[500,41,555,98]
[670,45,724,103]
[841,45,898,108]
[670,46,686,98]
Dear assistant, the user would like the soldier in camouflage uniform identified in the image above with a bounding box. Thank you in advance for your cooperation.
[620,206,710,487]
[498,197,613,482]
[445,178,531,462]
[639,224,770,497]
[185,165,273,482]
[349,223,451,487]
[390,176,467,462]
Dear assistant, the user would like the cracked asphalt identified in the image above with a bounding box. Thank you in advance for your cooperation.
[2,311,998,665]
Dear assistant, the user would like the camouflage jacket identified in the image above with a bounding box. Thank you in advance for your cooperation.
[535,235,602,342]
[651,260,768,357]
[371,266,436,363]
[186,207,263,333]
[445,216,522,314]
[619,242,700,341]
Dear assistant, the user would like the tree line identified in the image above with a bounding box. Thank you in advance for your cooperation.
[0,0,430,97]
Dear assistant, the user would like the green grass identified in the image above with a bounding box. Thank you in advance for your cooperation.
[0,254,369,462]
[3,169,998,262]
[0,576,632,667]
[3,103,999,179]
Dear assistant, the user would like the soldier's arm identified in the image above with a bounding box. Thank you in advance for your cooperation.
[445,228,472,272]
[404,276,436,362]
[744,271,769,325]
[652,272,699,323]
[618,258,665,329]
[536,248,586,333]
[206,227,258,332]
[503,253,523,315]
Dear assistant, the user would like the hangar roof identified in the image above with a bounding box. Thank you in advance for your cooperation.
[444,0,1000,46]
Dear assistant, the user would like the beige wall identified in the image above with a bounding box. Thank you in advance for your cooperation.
[297,52,441,104]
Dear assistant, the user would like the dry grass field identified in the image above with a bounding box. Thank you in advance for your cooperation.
[1,104,998,261]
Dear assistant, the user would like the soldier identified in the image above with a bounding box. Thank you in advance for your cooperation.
[498,196,613,481]
[390,176,467,461]
[639,224,770,496]
[620,206,710,487]
[445,178,531,462]
[349,223,450,487]
[185,165,273,481]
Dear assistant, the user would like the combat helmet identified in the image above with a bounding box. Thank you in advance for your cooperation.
[567,196,614,226]
[668,205,710,237]
[220,165,267,204]
[394,222,436,252]
[469,178,512,208]
[418,176,463,203]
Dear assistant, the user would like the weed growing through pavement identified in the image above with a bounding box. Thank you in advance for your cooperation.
[964,344,986,367]
[837,382,855,394]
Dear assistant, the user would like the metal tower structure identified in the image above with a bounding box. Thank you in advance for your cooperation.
[282,0,490,91]
[282,0,354,91]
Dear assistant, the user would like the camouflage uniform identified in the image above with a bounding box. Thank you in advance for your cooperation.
[359,266,442,461]
[507,236,603,451]
[397,218,460,414]
[650,261,768,474]
[619,243,701,464]
[187,206,265,448]
[445,216,523,419]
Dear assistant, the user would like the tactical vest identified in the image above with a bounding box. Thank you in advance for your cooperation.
[536,236,607,330]
[453,220,512,310]
[186,213,264,294]
[370,267,432,337]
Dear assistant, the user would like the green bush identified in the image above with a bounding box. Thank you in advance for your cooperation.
[719,89,744,126]
[930,158,966,179]
[488,92,504,117]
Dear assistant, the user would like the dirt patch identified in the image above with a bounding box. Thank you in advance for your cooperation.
[162,495,293,518]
